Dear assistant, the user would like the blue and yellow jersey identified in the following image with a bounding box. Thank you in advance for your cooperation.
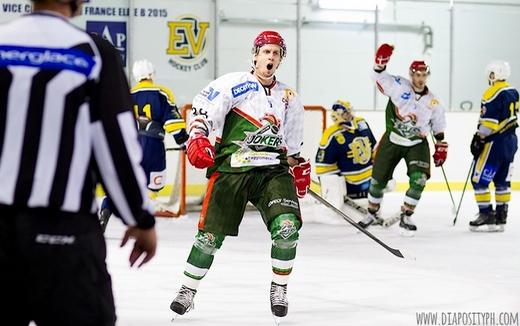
[479,81,519,139]
[131,80,187,144]
[315,117,377,186]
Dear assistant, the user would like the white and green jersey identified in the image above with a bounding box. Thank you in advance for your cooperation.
[371,69,446,146]
[190,71,304,174]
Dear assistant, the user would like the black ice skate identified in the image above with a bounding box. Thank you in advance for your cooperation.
[358,208,383,228]
[495,204,508,232]
[399,210,417,237]
[170,285,197,317]
[270,282,288,320]
[469,210,498,232]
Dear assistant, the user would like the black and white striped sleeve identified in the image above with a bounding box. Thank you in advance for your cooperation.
[89,35,155,229]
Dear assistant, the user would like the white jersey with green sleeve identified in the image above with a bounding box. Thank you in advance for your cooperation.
[190,71,304,174]
[371,69,446,146]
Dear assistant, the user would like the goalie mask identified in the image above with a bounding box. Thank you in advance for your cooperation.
[331,100,353,125]
[132,59,155,83]
[486,60,511,84]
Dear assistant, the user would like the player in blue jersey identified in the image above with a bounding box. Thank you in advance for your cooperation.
[469,60,518,232]
[315,100,379,218]
[100,59,188,230]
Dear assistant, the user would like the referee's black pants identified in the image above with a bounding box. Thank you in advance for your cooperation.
[0,205,116,326]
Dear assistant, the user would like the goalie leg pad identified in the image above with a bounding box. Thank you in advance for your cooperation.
[319,175,346,208]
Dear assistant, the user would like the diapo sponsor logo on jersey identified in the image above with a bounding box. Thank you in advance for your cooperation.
[166,15,210,72]
[86,21,127,66]
[231,81,259,98]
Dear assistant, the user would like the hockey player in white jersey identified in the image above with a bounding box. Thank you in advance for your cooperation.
[169,31,311,322]
[359,44,448,236]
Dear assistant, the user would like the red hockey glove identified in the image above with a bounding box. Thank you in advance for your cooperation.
[289,157,311,198]
[375,43,394,66]
[433,141,448,167]
[187,135,215,169]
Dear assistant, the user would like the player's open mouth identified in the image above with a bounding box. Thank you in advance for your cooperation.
[267,63,273,70]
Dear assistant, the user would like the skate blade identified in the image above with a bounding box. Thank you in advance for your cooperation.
[272,315,285,326]
[171,313,180,322]
[399,228,416,237]
[469,225,501,232]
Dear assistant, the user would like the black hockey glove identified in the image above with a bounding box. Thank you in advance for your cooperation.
[470,133,485,158]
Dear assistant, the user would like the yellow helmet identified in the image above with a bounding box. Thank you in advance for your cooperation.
[331,100,353,124]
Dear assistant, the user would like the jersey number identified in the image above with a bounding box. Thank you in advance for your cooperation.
[134,103,152,119]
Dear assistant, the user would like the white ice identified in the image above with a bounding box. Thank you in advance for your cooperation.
[104,191,520,326]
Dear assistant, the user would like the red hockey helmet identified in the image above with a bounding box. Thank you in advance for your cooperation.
[252,31,287,57]
[409,60,430,74]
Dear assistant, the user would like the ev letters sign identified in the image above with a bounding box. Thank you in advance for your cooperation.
[166,15,210,73]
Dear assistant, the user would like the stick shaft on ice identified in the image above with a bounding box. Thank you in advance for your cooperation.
[308,189,406,259]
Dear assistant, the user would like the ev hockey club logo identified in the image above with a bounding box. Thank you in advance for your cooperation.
[86,21,127,66]
[166,15,210,72]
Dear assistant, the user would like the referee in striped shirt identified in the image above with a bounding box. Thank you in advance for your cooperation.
[0,1,157,325]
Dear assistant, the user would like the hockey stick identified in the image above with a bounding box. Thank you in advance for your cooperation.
[431,134,456,214]
[439,164,456,214]
[343,195,368,214]
[453,160,475,226]
[166,146,186,151]
[308,189,409,259]
[381,211,402,228]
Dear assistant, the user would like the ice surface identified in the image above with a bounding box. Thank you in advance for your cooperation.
[104,191,520,326]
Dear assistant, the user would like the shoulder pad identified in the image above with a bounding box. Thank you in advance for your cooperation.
[482,81,510,103]
[428,98,440,109]
[353,117,368,130]
[319,125,343,147]
[156,85,176,106]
